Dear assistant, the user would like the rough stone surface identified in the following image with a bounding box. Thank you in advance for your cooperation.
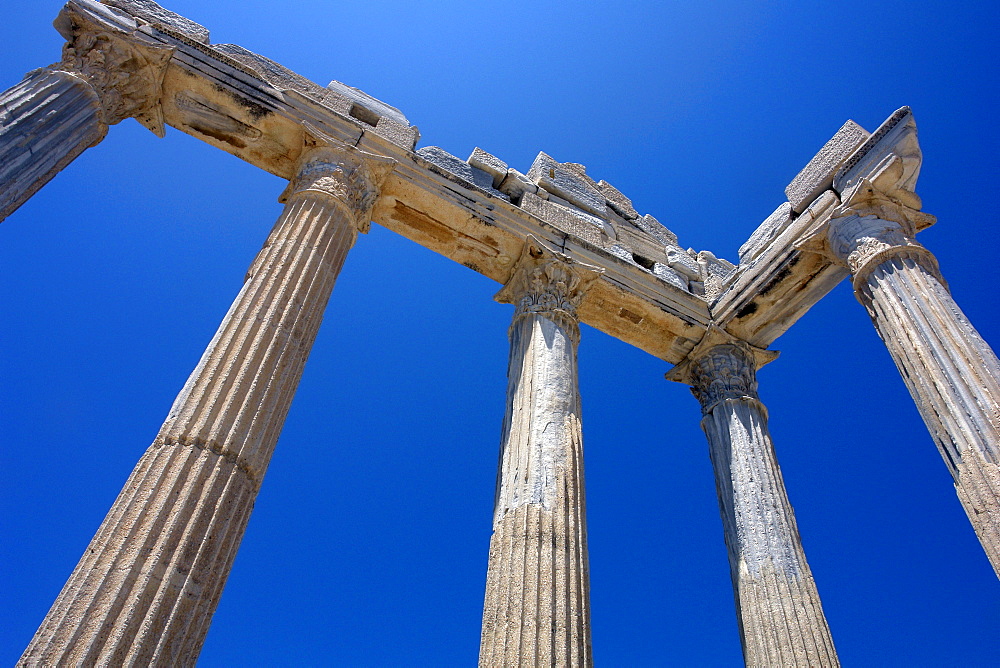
[373,115,419,151]
[698,251,737,302]
[653,262,689,291]
[597,179,639,219]
[20,144,391,666]
[497,168,536,202]
[834,108,922,211]
[526,152,608,218]
[103,0,211,44]
[214,44,326,100]
[635,213,679,247]
[416,146,508,200]
[468,147,508,188]
[482,242,600,668]
[669,334,839,667]
[520,191,606,248]
[326,79,410,127]
[666,245,700,279]
[785,120,869,213]
[738,202,794,265]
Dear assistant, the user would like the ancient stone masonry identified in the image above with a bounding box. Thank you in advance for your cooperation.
[4,0,1000,665]
[481,241,601,667]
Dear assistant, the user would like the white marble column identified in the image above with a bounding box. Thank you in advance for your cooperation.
[20,143,393,667]
[668,329,839,667]
[826,186,1000,577]
[480,240,601,668]
[0,3,172,222]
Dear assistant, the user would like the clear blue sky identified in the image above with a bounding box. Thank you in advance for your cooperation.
[2,1,998,665]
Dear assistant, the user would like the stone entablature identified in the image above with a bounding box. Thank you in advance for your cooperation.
[0,1,942,365]
[4,1,998,665]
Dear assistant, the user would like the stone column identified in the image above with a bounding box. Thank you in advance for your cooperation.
[668,329,839,667]
[21,142,394,667]
[479,240,602,668]
[825,184,1000,577]
[0,3,172,222]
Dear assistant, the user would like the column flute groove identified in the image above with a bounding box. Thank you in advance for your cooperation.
[824,178,1000,576]
[20,141,394,667]
[0,3,172,222]
[480,239,601,667]
[668,330,839,667]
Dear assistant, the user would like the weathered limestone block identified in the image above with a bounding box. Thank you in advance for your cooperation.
[520,191,606,247]
[668,330,839,667]
[653,262,689,291]
[417,146,509,199]
[498,168,537,202]
[481,240,602,668]
[738,202,794,265]
[834,107,921,210]
[0,0,172,222]
[823,182,1000,576]
[20,142,394,666]
[786,119,869,213]
[636,213,679,247]
[468,147,509,188]
[315,80,419,150]
[373,115,419,151]
[526,152,608,218]
[214,44,327,100]
[326,79,411,127]
[666,245,701,280]
[697,251,737,302]
[103,0,211,44]
[597,179,639,220]
[615,223,668,267]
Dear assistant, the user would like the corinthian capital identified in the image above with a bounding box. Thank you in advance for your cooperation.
[495,238,603,342]
[667,326,778,414]
[279,134,396,233]
[51,1,174,134]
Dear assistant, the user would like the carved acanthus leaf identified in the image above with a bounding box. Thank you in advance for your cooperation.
[666,325,778,414]
[496,238,603,343]
[688,343,759,413]
[53,5,173,135]
[280,135,396,232]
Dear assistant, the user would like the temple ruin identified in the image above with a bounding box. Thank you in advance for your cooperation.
[3,1,998,666]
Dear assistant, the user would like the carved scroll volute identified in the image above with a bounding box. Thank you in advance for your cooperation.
[52,4,174,136]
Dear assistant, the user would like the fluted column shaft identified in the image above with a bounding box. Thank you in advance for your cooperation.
[672,337,838,667]
[0,69,106,221]
[21,144,391,667]
[480,242,601,668]
[828,206,1000,576]
[0,4,172,222]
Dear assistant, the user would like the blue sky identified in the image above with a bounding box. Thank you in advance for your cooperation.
[2,1,998,665]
